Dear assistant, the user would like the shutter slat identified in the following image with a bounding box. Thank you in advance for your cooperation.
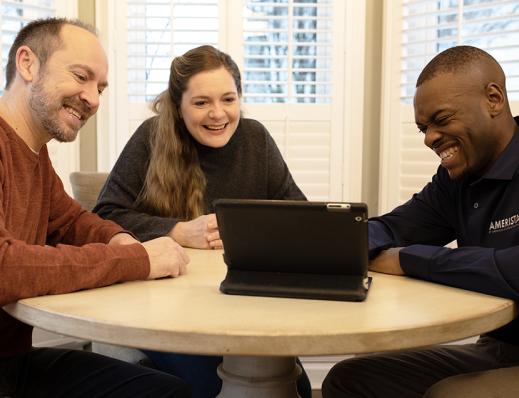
[243,0,333,104]
[126,0,218,101]
[400,0,519,103]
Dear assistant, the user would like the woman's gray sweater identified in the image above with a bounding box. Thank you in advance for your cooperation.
[94,117,305,242]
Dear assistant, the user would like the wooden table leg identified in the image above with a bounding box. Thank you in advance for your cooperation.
[217,356,302,398]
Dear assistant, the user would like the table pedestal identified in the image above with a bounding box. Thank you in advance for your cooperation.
[217,356,302,398]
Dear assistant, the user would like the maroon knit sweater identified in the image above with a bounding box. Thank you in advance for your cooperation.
[0,116,150,357]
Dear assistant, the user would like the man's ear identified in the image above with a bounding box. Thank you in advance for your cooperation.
[486,82,505,117]
[15,45,39,83]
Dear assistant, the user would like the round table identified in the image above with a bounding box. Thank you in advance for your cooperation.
[4,249,516,397]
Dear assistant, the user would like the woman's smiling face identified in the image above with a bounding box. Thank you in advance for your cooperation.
[180,66,240,148]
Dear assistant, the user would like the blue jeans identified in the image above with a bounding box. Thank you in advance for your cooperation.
[142,350,312,398]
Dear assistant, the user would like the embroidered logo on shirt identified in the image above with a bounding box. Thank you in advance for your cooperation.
[489,214,519,234]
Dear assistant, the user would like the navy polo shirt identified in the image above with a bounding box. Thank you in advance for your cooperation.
[369,116,519,345]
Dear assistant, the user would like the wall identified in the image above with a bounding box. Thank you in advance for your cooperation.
[78,0,98,171]
[361,0,383,216]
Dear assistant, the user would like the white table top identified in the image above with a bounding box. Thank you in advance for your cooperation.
[4,248,516,356]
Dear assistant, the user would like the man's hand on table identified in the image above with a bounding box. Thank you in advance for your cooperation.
[369,248,405,275]
[110,233,189,279]
[143,237,190,279]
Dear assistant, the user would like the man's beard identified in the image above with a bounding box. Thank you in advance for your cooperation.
[29,80,88,143]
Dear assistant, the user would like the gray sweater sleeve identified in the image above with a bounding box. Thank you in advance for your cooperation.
[93,119,179,242]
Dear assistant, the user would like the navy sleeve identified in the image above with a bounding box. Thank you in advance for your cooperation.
[378,167,519,301]
[368,220,395,260]
[400,245,519,301]
[368,168,457,260]
[368,166,519,300]
[93,119,179,242]
[372,169,457,248]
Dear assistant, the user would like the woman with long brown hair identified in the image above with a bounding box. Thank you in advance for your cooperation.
[94,45,310,398]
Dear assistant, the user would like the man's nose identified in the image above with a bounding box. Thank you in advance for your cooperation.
[423,126,442,149]
[79,82,100,111]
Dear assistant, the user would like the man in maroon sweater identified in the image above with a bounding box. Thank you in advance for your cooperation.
[0,18,191,397]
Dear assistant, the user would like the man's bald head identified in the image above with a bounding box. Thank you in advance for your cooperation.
[416,45,506,90]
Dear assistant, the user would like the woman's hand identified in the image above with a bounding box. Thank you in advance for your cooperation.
[169,213,223,249]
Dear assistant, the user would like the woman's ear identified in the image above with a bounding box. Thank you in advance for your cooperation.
[15,45,39,83]
[486,82,505,117]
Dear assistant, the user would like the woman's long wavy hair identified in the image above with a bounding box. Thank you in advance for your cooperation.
[136,45,242,220]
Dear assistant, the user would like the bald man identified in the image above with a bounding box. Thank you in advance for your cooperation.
[322,46,519,398]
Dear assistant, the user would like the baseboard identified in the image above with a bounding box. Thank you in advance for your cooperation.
[32,327,89,350]
[300,355,352,389]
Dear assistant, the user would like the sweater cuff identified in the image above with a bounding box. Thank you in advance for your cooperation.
[399,244,444,280]
[106,229,141,243]
[94,219,127,243]
[108,242,150,281]
[98,220,141,244]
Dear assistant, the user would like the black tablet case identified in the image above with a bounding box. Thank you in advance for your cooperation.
[214,199,371,301]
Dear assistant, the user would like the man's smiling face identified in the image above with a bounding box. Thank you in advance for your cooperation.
[414,71,503,180]
[28,24,108,143]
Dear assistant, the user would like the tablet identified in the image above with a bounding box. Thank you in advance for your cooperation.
[214,199,371,301]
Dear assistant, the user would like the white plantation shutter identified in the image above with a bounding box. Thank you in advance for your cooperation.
[380,0,519,213]
[242,104,334,200]
[401,0,519,102]
[102,0,359,203]
[242,0,333,104]
[239,0,339,200]
[102,0,220,168]
[126,0,219,103]
[123,0,334,105]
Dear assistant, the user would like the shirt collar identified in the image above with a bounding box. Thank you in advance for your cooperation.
[474,116,519,182]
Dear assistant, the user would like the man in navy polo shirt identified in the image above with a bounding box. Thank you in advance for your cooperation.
[323,46,519,398]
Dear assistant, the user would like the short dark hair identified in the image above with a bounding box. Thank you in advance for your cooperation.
[5,17,96,89]
[416,45,501,87]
